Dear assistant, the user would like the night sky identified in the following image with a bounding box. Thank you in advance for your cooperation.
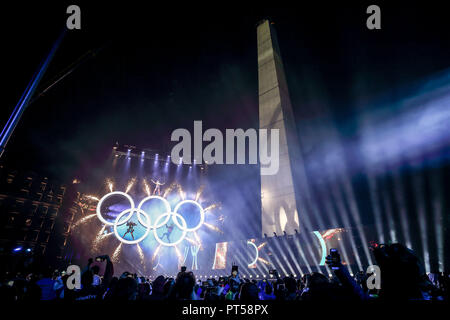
[2,2,449,182]
[1,2,450,266]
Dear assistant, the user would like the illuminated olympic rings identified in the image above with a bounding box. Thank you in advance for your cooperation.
[96,191,205,245]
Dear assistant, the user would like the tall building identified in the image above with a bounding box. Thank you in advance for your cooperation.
[257,20,310,237]
[0,165,82,272]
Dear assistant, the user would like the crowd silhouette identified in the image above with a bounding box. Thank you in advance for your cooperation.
[1,243,448,301]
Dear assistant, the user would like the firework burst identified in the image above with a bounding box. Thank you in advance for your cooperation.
[106,179,114,193]
[204,222,223,234]
[125,177,136,193]
[112,243,123,262]
[153,244,162,261]
[143,179,151,196]
[162,183,177,198]
[204,203,219,213]
[73,214,96,228]
[136,243,145,268]
[195,185,205,202]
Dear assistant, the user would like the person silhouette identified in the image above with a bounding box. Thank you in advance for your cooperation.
[123,221,137,240]
[161,223,174,242]
[151,178,165,195]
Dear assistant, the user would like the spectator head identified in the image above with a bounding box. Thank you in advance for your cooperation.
[91,265,100,275]
[304,272,329,289]
[300,272,341,301]
[174,272,196,300]
[42,267,53,278]
[239,282,259,301]
[283,277,297,293]
[152,275,165,294]
[107,277,119,293]
[372,243,427,299]
[114,276,138,300]
[163,278,174,296]
[229,278,240,293]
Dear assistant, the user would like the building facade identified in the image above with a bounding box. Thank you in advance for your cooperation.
[0,165,82,273]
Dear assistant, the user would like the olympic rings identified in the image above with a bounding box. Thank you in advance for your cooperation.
[96,191,205,245]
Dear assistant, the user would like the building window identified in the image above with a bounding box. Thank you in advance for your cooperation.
[6,174,15,184]
[44,219,55,232]
[27,231,39,242]
[15,200,24,211]
[35,192,43,201]
[26,176,33,187]
[39,182,47,193]
[33,217,44,228]
[39,232,50,243]
[63,222,71,233]
[49,207,58,217]
[40,206,48,216]
[8,216,15,226]
[16,230,26,241]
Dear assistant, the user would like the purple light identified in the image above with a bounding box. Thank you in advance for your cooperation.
[13,247,22,252]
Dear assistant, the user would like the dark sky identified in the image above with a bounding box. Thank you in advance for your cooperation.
[2,2,450,266]
[2,1,450,183]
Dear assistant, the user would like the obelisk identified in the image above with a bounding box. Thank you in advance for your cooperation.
[257,19,306,237]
